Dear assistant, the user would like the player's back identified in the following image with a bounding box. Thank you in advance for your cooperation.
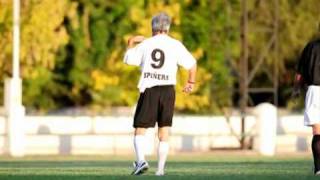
[140,34,182,71]
[304,39,320,85]
[124,34,196,92]
[137,34,195,91]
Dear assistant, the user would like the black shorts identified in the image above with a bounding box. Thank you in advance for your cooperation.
[133,85,175,128]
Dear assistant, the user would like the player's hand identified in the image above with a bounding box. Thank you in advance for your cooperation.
[183,82,195,93]
[291,87,301,98]
[132,35,145,43]
[128,35,145,47]
[291,73,304,98]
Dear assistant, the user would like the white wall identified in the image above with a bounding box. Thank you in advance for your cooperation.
[0,115,312,155]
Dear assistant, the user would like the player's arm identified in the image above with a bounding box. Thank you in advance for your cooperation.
[183,64,197,93]
[292,73,304,98]
[292,43,310,97]
[124,35,145,66]
[294,73,304,87]
[177,42,197,93]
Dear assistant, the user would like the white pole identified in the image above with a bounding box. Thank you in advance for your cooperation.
[13,0,20,79]
[254,103,277,156]
[3,0,25,157]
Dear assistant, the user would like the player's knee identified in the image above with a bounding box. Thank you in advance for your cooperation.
[313,129,320,135]
[158,129,170,141]
[312,124,320,135]
[158,135,169,141]
[134,128,146,135]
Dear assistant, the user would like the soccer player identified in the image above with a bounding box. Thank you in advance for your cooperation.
[293,23,320,176]
[123,12,197,176]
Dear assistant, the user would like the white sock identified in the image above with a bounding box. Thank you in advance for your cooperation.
[157,141,169,173]
[134,135,146,163]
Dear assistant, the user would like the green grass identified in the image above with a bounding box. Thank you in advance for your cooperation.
[0,153,317,180]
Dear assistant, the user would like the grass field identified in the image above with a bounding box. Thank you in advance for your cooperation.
[0,152,317,180]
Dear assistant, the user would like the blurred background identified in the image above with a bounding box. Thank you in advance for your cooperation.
[0,0,319,156]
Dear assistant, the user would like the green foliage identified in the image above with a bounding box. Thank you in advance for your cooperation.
[180,0,240,113]
[0,0,319,112]
[0,0,13,77]
[244,0,319,108]
[58,0,141,108]
[0,0,70,110]
[0,0,12,105]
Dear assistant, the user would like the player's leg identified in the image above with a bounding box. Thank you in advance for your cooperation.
[131,87,158,175]
[312,124,320,175]
[134,128,147,164]
[305,86,320,175]
[156,85,175,176]
[131,127,149,175]
[156,126,170,176]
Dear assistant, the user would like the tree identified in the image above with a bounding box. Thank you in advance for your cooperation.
[180,0,240,113]
[244,0,319,108]
[0,0,13,104]
[1,0,319,113]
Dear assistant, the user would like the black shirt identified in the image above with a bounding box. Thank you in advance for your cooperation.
[297,39,320,85]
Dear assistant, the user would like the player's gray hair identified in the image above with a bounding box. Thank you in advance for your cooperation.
[151,12,171,33]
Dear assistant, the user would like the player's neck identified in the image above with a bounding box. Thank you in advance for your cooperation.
[152,32,168,36]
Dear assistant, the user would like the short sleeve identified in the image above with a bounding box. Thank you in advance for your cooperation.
[297,43,312,75]
[123,43,144,66]
[177,43,196,70]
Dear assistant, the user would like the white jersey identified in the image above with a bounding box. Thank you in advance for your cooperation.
[124,34,196,92]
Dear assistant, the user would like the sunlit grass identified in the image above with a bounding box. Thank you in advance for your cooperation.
[0,153,316,180]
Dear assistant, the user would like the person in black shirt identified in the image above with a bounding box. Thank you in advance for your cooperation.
[294,23,320,176]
